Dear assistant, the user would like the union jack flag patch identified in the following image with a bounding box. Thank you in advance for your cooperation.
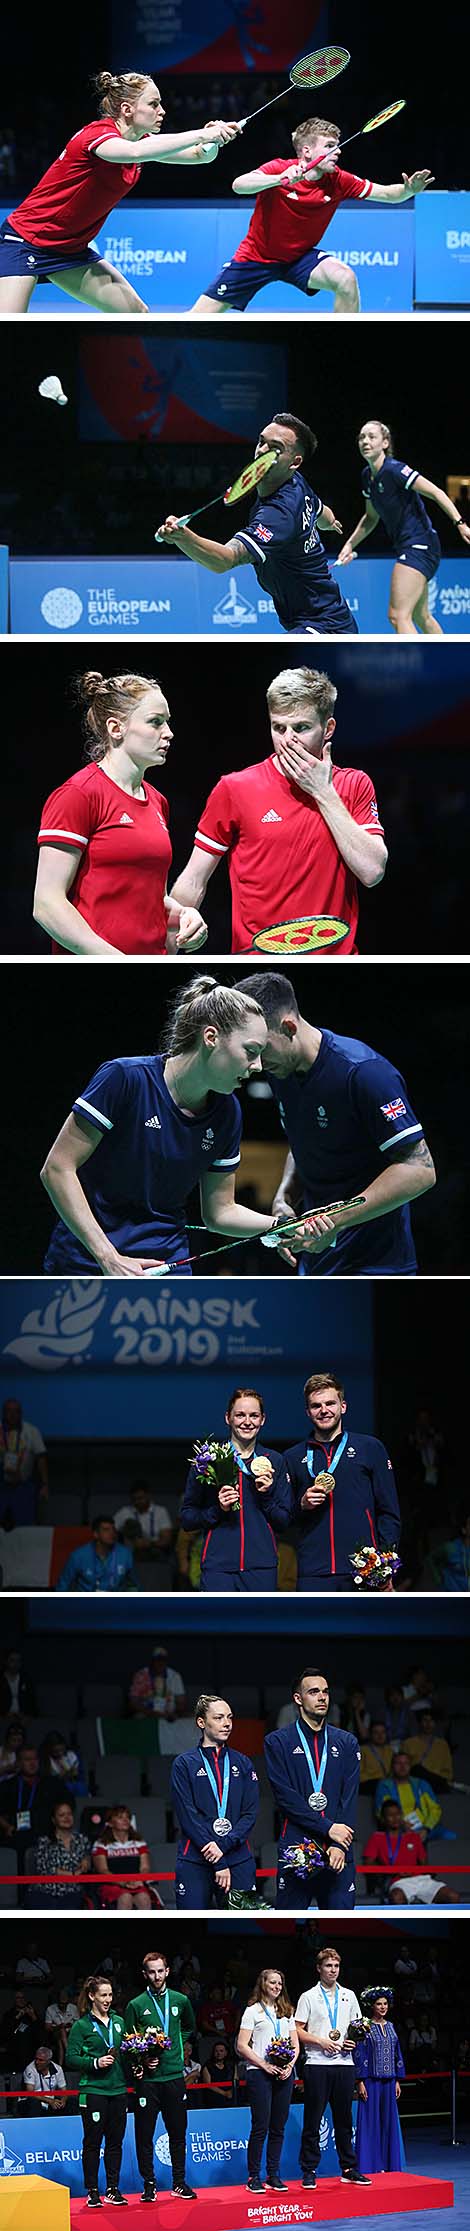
[380,1099,407,1120]
[255,525,273,543]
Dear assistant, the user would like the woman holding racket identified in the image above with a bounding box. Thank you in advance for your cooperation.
[0,70,240,314]
[40,976,283,1277]
[34,669,208,956]
[337,421,470,634]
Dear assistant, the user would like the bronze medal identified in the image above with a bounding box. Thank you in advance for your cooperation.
[329,2029,341,2041]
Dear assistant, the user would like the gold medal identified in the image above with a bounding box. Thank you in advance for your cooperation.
[315,1470,334,1493]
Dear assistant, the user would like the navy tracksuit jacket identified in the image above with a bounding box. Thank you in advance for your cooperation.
[280,1430,400,1586]
[170,1739,259,1906]
[264,1717,360,1909]
[181,1443,290,1589]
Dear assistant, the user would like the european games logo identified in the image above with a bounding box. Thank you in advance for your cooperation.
[155,2134,172,2165]
[3,1282,106,1369]
[41,587,83,629]
[0,2129,25,2175]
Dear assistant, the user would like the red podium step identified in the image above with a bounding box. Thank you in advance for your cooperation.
[71,2173,454,2227]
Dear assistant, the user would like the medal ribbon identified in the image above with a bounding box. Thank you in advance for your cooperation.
[320,1985,339,2032]
[264,2005,281,2039]
[306,1430,348,1483]
[91,2017,115,2048]
[295,1721,328,1798]
[147,1988,170,2032]
[200,1749,230,1821]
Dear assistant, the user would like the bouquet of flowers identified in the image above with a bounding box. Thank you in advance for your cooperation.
[191,1439,240,1513]
[282,1839,326,1877]
[121,2025,172,2078]
[227,1889,276,1914]
[264,2039,296,2074]
[350,1543,402,1590]
[343,2017,372,2046]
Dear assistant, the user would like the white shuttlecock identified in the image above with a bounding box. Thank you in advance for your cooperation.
[38,374,68,407]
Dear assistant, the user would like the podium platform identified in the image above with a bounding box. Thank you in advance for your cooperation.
[70,2174,454,2227]
[0,2173,70,2227]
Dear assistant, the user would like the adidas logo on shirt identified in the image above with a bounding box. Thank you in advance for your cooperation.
[261,810,282,823]
[119,813,134,826]
[145,1116,161,1130]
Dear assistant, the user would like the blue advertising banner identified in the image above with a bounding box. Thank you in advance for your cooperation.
[9,556,470,636]
[0,545,8,631]
[0,1279,373,1438]
[0,204,413,314]
[110,2,327,73]
[0,2103,352,2194]
[415,194,470,304]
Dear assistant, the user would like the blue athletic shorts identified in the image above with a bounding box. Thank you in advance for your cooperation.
[392,533,440,582]
[0,221,101,279]
[203,247,333,308]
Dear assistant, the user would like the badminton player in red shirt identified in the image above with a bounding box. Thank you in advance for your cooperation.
[169,665,387,954]
[0,69,240,314]
[33,670,208,957]
[191,115,432,316]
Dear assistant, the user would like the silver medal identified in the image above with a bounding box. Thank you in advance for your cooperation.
[213,1817,232,1836]
[308,1792,327,1810]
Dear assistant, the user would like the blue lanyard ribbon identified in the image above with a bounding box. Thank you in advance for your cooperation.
[17,1776,38,1810]
[306,1430,348,1482]
[320,1985,339,2031]
[91,2017,115,2047]
[264,2006,281,2038]
[93,1548,118,1587]
[200,1749,230,1819]
[147,1989,169,2031]
[230,1440,252,1476]
[295,1721,328,1795]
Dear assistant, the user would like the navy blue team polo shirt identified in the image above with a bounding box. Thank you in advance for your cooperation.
[266,1028,425,1275]
[44,1053,242,1273]
[236,472,358,634]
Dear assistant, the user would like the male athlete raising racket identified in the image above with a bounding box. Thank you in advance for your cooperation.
[190,115,433,317]
[157,412,358,636]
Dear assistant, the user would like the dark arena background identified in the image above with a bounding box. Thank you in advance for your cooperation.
[0,1912,468,2224]
[2,643,470,958]
[0,962,468,1273]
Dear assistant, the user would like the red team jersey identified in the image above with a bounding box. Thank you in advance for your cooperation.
[234,161,373,265]
[194,755,384,953]
[10,122,141,253]
[38,763,172,953]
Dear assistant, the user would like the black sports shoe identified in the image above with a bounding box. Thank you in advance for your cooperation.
[266,2179,288,2191]
[341,2170,371,2185]
[87,2198,102,2212]
[172,2187,197,2200]
[105,2195,128,2207]
[247,2180,267,2193]
[301,2175,317,2188]
[141,2186,157,2203]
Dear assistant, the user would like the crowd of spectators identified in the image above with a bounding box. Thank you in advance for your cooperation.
[0,1930,468,2119]
[0,1644,468,1909]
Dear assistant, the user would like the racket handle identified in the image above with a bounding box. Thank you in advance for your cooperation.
[154,516,190,542]
[143,1264,172,1279]
[261,1230,285,1249]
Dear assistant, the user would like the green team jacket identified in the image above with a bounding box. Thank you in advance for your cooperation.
[123,1989,194,2085]
[66,2013,128,2106]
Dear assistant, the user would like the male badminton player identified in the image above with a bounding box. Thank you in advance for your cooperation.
[39,977,282,1277]
[236,971,436,1277]
[169,664,387,953]
[190,116,433,316]
[337,420,470,635]
[157,413,358,635]
[0,70,240,313]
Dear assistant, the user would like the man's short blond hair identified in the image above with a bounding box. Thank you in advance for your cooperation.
[266,667,337,723]
[292,116,340,153]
